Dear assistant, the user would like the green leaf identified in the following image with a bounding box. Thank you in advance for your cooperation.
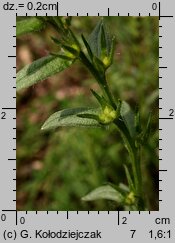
[50,53,74,61]
[87,19,114,60]
[120,101,136,139]
[77,113,99,121]
[92,56,105,73]
[62,44,78,56]
[108,36,116,65]
[65,16,72,27]
[100,24,107,56]
[68,29,80,48]
[17,55,73,91]
[135,108,142,134]
[41,107,102,130]
[90,89,108,108]
[51,36,63,46]
[141,112,152,143]
[81,34,93,60]
[118,183,130,193]
[82,185,124,203]
[49,17,67,34]
[101,21,114,57]
[88,20,102,57]
[16,17,45,37]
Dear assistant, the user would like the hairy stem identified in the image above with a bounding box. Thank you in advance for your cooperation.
[79,46,145,210]
[114,119,145,210]
[79,51,116,109]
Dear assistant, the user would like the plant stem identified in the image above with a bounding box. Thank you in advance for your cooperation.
[79,51,116,109]
[114,119,145,210]
[79,48,145,210]
[102,78,117,109]
[135,145,145,210]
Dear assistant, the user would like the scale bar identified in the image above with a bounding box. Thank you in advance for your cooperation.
[2,209,16,212]
[2,108,16,110]
[56,2,59,16]
[117,211,120,225]
[159,117,174,120]
[160,16,173,18]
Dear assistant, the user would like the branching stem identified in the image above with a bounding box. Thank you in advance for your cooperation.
[80,48,145,210]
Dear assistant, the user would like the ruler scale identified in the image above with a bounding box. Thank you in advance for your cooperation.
[0,0,175,242]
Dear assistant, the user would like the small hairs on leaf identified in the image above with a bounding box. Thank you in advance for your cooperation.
[82,185,124,203]
[41,107,102,130]
[17,55,73,91]
[16,17,46,37]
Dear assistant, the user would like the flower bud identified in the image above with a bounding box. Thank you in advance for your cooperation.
[125,191,135,205]
[99,106,117,124]
[102,56,111,68]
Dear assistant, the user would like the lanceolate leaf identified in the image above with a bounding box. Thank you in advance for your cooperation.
[82,185,124,203]
[88,20,102,58]
[142,112,152,142]
[90,89,108,108]
[81,34,93,60]
[17,55,73,91]
[16,17,45,37]
[87,19,114,59]
[120,101,136,139]
[41,107,102,130]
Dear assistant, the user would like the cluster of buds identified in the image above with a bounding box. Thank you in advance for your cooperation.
[90,89,121,125]
[49,17,120,125]
[125,191,136,205]
[99,105,118,124]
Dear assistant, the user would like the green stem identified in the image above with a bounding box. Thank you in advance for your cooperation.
[79,49,145,210]
[79,51,116,109]
[135,145,145,210]
[102,79,117,109]
[114,119,145,210]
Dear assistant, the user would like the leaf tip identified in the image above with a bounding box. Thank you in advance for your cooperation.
[81,196,86,201]
[41,123,47,130]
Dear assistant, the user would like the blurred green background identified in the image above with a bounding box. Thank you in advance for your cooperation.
[17,16,159,211]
